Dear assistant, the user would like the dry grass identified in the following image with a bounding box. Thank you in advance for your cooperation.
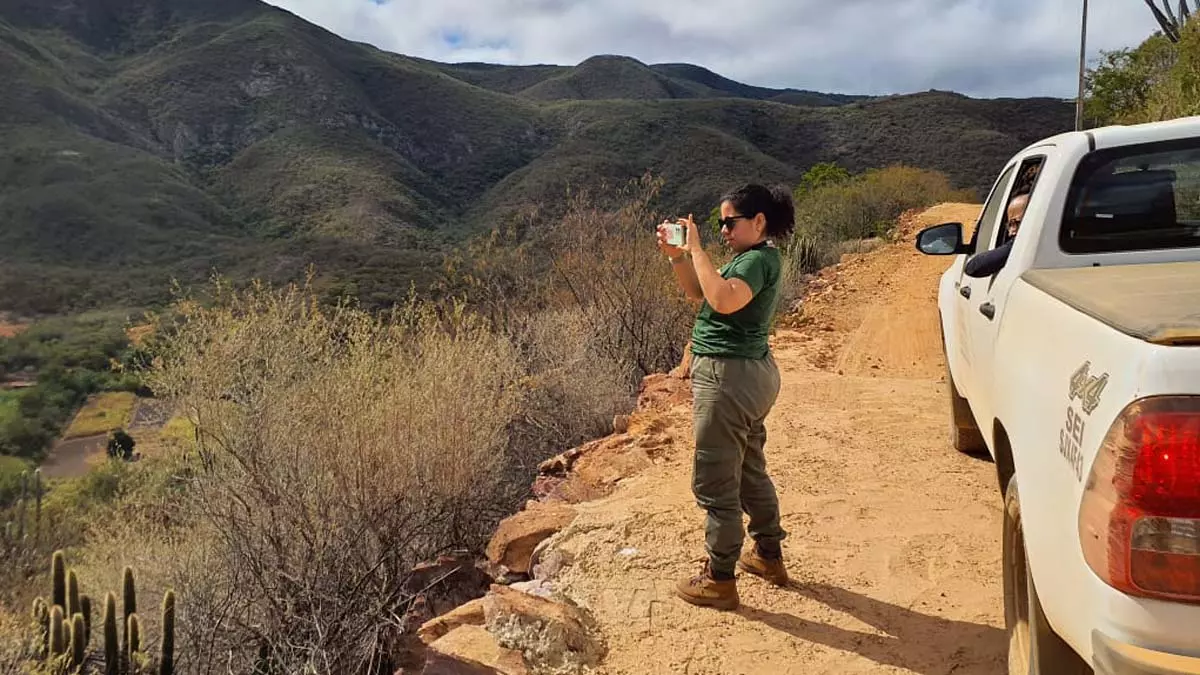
[62,392,137,440]
[158,415,195,445]
[0,608,33,675]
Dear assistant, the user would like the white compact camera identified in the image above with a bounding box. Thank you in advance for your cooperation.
[662,222,686,247]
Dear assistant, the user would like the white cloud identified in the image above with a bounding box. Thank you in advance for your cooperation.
[263,0,1161,98]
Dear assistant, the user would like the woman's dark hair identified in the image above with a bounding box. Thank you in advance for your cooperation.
[720,183,796,239]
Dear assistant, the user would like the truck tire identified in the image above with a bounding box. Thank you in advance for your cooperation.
[946,361,987,454]
[1003,476,1092,675]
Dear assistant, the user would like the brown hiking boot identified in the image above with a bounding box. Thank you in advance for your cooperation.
[675,563,739,611]
[738,544,789,586]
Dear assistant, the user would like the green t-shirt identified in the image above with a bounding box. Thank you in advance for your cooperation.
[690,242,781,360]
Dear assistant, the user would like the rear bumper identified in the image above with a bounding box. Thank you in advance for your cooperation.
[1094,631,1200,675]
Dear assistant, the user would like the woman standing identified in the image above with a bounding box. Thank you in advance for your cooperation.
[656,183,794,611]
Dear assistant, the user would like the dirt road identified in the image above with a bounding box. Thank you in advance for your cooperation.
[547,204,1004,674]
[39,434,108,480]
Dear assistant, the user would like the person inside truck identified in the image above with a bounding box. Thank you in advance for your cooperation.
[964,192,1029,278]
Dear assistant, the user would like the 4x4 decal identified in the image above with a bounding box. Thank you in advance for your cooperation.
[1069,361,1109,415]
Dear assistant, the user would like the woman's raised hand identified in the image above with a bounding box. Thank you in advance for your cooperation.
[680,214,701,254]
[656,220,686,259]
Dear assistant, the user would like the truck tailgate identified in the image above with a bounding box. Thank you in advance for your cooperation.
[1022,261,1200,345]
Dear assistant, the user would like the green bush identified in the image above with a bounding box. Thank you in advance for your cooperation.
[780,164,973,280]
[793,165,972,243]
[1086,21,1200,125]
[0,456,31,507]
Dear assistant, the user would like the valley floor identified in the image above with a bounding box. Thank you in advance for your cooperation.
[545,204,1004,674]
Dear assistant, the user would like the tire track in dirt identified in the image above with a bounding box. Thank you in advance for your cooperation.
[546,204,1005,674]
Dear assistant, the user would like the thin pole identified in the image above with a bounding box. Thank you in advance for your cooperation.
[1076,0,1089,130]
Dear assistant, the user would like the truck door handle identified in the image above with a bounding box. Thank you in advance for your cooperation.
[959,285,971,299]
[979,302,996,320]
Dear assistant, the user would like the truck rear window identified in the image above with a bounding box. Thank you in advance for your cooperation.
[1061,138,1200,254]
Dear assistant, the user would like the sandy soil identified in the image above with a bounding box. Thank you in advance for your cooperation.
[548,204,1006,674]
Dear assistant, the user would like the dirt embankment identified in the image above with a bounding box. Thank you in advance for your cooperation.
[421,204,1004,675]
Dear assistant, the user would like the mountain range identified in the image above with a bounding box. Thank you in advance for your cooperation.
[0,0,1075,314]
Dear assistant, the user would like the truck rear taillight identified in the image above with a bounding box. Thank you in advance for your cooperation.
[1080,397,1200,603]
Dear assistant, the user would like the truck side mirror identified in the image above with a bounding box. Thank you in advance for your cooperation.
[915,222,969,255]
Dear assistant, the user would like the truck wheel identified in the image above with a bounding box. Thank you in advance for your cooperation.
[1003,476,1092,675]
[946,363,986,454]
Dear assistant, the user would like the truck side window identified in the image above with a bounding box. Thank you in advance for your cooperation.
[997,157,1046,247]
[969,163,1017,256]
[1061,138,1200,254]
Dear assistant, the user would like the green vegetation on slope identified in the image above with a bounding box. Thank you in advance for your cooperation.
[0,311,141,463]
[0,0,1072,316]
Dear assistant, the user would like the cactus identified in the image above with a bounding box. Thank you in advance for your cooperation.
[16,472,27,542]
[160,590,175,675]
[52,550,66,609]
[122,566,136,664]
[31,597,49,658]
[67,570,80,619]
[126,613,141,672]
[103,593,118,675]
[48,606,65,659]
[80,595,92,648]
[70,613,85,670]
[33,469,42,545]
[34,558,177,675]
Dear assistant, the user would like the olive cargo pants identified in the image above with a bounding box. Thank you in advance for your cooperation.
[690,353,786,577]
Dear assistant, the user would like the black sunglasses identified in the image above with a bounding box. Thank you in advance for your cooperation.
[716,214,751,229]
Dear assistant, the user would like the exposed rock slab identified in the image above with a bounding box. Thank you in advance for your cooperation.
[483,585,605,675]
[425,625,529,675]
[485,504,577,574]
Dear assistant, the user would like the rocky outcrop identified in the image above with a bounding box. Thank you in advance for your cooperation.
[402,552,495,636]
[483,585,605,675]
[418,598,488,644]
[532,365,688,507]
[486,503,577,575]
[424,625,529,675]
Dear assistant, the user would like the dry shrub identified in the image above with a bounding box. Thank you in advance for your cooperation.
[545,174,695,381]
[435,221,642,491]
[140,278,526,674]
[434,213,550,335]
[504,307,635,471]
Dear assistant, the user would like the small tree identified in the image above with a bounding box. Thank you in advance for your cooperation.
[106,429,135,460]
[795,162,851,201]
[1085,34,1178,125]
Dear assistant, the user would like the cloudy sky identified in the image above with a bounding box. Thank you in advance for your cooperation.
[263,0,1162,99]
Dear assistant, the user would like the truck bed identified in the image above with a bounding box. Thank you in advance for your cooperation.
[1022,261,1200,345]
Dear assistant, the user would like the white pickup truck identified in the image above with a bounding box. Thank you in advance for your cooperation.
[915,116,1200,675]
